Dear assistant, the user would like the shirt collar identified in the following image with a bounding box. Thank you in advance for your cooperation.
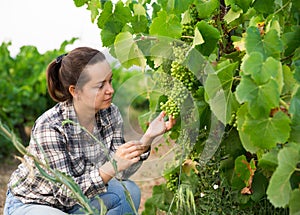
[61,100,111,134]
[61,100,82,134]
[96,107,110,128]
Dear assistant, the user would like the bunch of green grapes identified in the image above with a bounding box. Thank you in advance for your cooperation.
[181,4,200,44]
[182,24,194,44]
[160,99,180,118]
[160,43,198,118]
[189,4,199,24]
[160,44,199,117]
[166,172,180,193]
[159,4,201,118]
[228,112,238,128]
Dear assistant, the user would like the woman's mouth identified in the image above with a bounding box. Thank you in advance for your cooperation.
[104,97,112,102]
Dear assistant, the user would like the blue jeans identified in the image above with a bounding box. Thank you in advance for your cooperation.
[4,179,141,215]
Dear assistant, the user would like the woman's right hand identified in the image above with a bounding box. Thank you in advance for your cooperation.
[99,141,146,183]
[113,141,147,171]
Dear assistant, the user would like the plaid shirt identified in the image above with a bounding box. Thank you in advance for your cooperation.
[8,101,149,210]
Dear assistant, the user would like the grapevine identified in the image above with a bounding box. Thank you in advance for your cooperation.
[74,0,300,214]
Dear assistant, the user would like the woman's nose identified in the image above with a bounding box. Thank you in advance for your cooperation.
[106,84,114,94]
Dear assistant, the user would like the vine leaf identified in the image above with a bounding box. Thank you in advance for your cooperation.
[192,28,204,47]
[131,3,148,33]
[258,148,278,172]
[245,26,265,56]
[289,87,300,142]
[263,29,283,59]
[165,0,193,14]
[182,159,199,176]
[243,111,291,150]
[150,37,173,68]
[235,0,252,12]
[100,1,131,28]
[97,1,132,47]
[245,26,282,59]
[252,0,275,15]
[241,52,265,83]
[73,0,88,7]
[114,32,146,69]
[236,76,280,118]
[132,15,148,33]
[195,20,220,56]
[224,8,242,24]
[194,0,220,19]
[241,53,283,90]
[234,155,256,195]
[289,189,300,215]
[267,143,300,207]
[282,26,300,57]
[87,0,101,22]
[149,11,182,38]
[133,3,146,16]
[205,61,238,124]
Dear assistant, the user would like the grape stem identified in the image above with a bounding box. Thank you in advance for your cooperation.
[273,0,291,16]
[181,35,194,39]
[279,99,289,110]
[134,35,158,42]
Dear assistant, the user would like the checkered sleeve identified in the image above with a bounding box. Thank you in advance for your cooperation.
[30,121,106,207]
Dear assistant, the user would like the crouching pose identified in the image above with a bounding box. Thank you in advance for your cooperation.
[4,47,175,214]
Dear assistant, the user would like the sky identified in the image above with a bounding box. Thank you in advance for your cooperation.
[0,0,103,57]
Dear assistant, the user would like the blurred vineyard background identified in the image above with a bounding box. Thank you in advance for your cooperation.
[1,0,300,214]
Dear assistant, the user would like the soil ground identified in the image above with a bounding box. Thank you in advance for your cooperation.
[0,159,18,215]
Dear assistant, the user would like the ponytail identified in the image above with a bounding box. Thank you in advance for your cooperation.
[46,60,70,102]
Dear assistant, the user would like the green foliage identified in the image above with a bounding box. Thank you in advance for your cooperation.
[267,142,300,207]
[0,39,76,159]
[75,0,300,213]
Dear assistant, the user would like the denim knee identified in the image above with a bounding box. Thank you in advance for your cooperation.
[107,179,141,210]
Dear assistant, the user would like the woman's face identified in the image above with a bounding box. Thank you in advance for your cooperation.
[77,60,114,111]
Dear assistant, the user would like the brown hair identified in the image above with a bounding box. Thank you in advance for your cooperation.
[46,47,106,102]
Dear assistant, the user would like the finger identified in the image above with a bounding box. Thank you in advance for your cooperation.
[127,150,142,159]
[126,144,145,154]
[166,115,176,130]
[157,111,166,121]
[121,141,139,150]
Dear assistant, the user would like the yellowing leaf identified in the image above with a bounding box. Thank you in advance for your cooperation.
[192,28,205,47]
[114,32,146,69]
[233,38,246,51]
[224,8,242,24]
[182,159,199,176]
[133,3,146,16]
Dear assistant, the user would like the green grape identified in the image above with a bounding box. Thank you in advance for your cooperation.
[159,43,200,118]
[166,173,179,193]
[228,112,238,127]
[160,98,180,118]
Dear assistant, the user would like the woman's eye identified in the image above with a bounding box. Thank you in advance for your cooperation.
[109,78,113,84]
[98,84,104,89]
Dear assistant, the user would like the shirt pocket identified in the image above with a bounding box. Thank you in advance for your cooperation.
[67,139,86,177]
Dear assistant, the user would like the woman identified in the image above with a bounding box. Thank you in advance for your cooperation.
[4,47,175,214]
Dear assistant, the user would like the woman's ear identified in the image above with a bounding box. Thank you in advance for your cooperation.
[69,85,76,98]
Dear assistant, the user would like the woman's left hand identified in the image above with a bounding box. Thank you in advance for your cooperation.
[145,111,176,139]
